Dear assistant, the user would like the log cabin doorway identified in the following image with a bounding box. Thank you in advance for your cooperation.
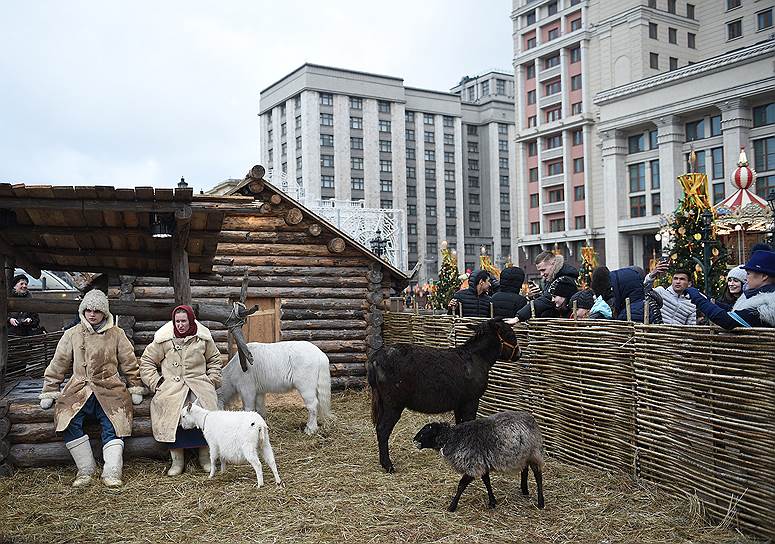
[228,297,280,357]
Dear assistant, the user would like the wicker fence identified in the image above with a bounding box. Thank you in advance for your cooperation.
[6,332,64,382]
[382,313,775,541]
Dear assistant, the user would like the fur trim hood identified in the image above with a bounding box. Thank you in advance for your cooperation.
[152,320,214,343]
[733,290,775,326]
[78,290,114,331]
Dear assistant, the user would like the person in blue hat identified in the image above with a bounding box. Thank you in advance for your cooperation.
[685,250,775,328]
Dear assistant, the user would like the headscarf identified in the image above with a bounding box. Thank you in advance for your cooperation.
[172,305,198,338]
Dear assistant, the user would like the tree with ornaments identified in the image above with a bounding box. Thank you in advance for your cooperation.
[428,241,462,310]
[577,245,598,289]
[656,152,729,297]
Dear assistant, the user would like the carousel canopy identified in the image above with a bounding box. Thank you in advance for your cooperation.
[714,148,771,234]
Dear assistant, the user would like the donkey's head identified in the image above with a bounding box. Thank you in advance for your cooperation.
[465,318,522,362]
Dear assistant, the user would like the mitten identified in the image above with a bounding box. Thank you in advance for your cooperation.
[131,393,143,405]
[40,398,54,410]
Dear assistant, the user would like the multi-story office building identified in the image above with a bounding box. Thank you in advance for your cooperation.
[259,64,518,280]
[512,0,775,271]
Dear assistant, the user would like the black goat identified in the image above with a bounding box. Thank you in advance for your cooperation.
[367,317,521,473]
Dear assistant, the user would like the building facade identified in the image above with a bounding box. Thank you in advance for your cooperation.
[259,64,518,281]
[512,0,775,271]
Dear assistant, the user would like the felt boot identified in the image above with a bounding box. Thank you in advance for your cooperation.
[65,435,97,488]
[167,448,185,476]
[101,439,124,487]
[198,446,211,473]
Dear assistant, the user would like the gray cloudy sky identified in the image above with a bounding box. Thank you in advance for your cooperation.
[1,1,512,194]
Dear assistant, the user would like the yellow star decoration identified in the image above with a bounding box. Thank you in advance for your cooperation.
[677,173,712,213]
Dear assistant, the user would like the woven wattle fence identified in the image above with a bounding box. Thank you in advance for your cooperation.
[6,332,64,381]
[381,312,775,541]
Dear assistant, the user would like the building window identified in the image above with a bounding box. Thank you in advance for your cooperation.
[573,158,584,173]
[571,74,582,91]
[351,136,363,150]
[296,136,302,151]
[649,23,658,39]
[629,163,646,192]
[547,160,563,176]
[667,0,676,14]
[408,241,417,253]
[351,177,364,191]
[320,93,333,106]
[320,113,334,126]
[547,1,558,15]
[572,130,583,146]
[570,47,581,63]
[575,216,586,229]
[756,175,775,198]
[468,141,479,153]
[469,193,480,205]
[406,128,415,141]
[727,0,741,9]
[296,156,302,169]
[687,32,696,49]
[496,139,508,153]
[405,110,415,122]
[444,170,455,182]
[649,130,658,150]
[650,53,659,69]
[753,137,775,172]
[529,167,539,182]
[376,140,390,153]
[630,195,647,218]
[425,150,436,161]
[469,176,479,187]
[294,95,301,109]
[444,152,455,164]
[467,125,478,136]
[267,149,273,163]
[380,179,393,192]
[320,155,334,168]
[710,115,722,136]
[499,158,509,169]
[500,192,509,204]
[407,185,417,197]
[545,108,562,122]
[408,223,417,235]
[496,79,506,95]
[548,188,564,203]
[424,114,434,125]
[574,185,585,201]
[281,123,287,137]
[468,159,479,171]
[711,147,724,180]
[549,218,565,232]
[528,116,537,127]
[295,115,301,130]
[350,116,363,129]
[753,103,775,127]
[544,53,560,69]
[688,150,707,173]
[548,28,560,41]
[545,80,561,95]
[687,3,695,18]
[528,141,538,156]
[379,120,391,133]
[530,222,540,235]
[500,175,509,187]
[424,131,435,144]
[652,193,661,215]
[530,193,539,208]
[378,100,391,113]
[445,187,455,199]
[525,10,536,25]
[320,134,334,147]
[571,102,583,115]
[427,224,437,236]
[758,9,774,30]
[545,135,562,149]
[481,81,490,96]
[527,90,536,105]
[571,18,582,31]
[526,64,536,79]
[408,205,417,216]
[629,134,645,154]
[350,96,362,109]
[428,206,436,217]
[425,167,436,179]
[381,199,393,209]
[650,160,660,189]
[444,133,454,145]
[406,166,416,178]
[321,175,335,188]
[468,87,476,101]
[443,115,454,128]
[669,57,679,71]
[446,225,456,237]
[446,207,457,218]
[351,157,363,170]
[668,27,677,44]
[728,19,742,40]
[281,162,287,173]
[686,119,705,141]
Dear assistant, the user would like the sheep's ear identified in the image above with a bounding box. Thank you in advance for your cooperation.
[183,401,193,412]
[503,317,518,325]
[192,398,201,408]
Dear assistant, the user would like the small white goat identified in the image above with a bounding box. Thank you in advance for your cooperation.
[180,402,282,487]
[218,341,332,435]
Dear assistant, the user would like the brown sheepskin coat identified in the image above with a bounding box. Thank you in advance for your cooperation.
[139,321,222,443]
[39,291,145,436]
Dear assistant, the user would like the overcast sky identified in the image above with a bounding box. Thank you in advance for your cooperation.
[1,1,512,194]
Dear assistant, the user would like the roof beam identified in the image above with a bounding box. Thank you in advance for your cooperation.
[15,246,212,263]
[0,225,219,240]
[0,235,41,278]
[0,198,191,213]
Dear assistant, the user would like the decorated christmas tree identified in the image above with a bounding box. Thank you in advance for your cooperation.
[657,151,729,297]
[577,245,598,289]
[429,241,461,310]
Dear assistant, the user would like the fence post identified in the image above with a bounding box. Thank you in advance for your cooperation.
[530,300,536,319]
[643,300,650,325]
[625,297,632,322]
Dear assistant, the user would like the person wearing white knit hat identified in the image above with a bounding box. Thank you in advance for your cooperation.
[718,266,747,310]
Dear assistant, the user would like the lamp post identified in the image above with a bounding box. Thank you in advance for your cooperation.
[369,228,388,258]
[691,210,715,296]
[767,190,775,246]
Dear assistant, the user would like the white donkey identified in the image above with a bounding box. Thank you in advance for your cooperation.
[180,402,281,487]
[218,341,332,435]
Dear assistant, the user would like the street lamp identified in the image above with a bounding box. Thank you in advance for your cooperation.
[691,210,715,296]
[767,190,775,245]
[369,228,388,258]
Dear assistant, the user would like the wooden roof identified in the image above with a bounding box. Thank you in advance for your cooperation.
[0,183,254,278]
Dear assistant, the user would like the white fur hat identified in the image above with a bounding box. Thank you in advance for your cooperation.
[727,266,747,284]
[79,289,110,316]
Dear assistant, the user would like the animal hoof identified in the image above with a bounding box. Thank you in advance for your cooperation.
[488,500,497,509]
[521,489,529,497]
[538,500,545,509]
[384,464,395,473]
[447,504,458,512]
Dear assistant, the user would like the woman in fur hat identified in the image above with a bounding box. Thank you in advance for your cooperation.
[38,290,146,487]
[140,305,222,476]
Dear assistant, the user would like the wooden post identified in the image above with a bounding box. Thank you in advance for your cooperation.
[625,297,632,322]
[171,207,192,305]
[0,257,7,391]
[643,300,650,325]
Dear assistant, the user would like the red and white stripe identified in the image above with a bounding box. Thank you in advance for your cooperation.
[732,165,756,189]
[717,188,768,210]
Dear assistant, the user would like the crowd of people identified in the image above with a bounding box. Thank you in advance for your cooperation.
[445,244,775,330]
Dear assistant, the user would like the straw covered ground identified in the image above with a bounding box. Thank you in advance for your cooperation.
[0,390,759,544]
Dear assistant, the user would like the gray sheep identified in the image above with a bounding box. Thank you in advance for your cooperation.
[413,411,545,511]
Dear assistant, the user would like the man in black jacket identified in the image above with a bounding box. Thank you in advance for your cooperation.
[515,251,578,321]
[491,266,528,318]
[447,270,492,317]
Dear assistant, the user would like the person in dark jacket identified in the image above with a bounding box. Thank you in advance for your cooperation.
[686,250,775,329]
[609,267,661,323]
[548,276,579,318]
[447,270,492,317]
[8,274,43,336]
[491,266,527,318]
[516,252,578,321]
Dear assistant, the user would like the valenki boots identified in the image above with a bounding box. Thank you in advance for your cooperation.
[167,448,185,476]
[198,446,211,473]
[65,435,97,487]
[101,439,124,487]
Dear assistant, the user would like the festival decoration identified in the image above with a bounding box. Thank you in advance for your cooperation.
[577,244,598,289]
[428,241,462,310]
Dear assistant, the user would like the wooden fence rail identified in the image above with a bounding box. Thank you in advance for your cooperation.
[382,312,775,541]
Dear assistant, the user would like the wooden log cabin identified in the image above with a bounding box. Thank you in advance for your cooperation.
[129,166,408,388]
